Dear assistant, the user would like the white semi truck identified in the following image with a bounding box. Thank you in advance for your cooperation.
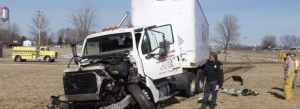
[48,0,209,109]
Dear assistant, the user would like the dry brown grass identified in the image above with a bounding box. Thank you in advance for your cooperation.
[0,64,65,109]
[1,48,300,109]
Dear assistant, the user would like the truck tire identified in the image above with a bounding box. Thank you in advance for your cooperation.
[14,55,22,62]
[184,72,196,97]
[45,56,51,62]
[195,69,205,94]
[127,84,154,109]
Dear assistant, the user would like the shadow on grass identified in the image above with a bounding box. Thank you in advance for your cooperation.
[268,91,285,100]
[161,97,181,108]
[272,87,283,92]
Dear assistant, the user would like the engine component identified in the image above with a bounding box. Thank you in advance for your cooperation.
[106,62,131,79]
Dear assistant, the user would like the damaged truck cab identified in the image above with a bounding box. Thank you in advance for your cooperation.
[50,0,209,109]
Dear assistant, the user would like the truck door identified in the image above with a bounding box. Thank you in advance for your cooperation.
[39,47,48,58]
[138,24,182,79]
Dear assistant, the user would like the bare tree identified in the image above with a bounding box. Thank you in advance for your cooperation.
[57,28,77,47]
[9,23,21,43]
[0,28,6,45]
[33,31,49,46]
[280,36,289,50]
[0,23,21,46]
[20,36,27,45]
[280,35,299,49]
[46,32,55,46]
[215,14,240,62]
[57,34,63,47]
[261,35,277,50]
[29,11,50,46]
[70,4,97,42]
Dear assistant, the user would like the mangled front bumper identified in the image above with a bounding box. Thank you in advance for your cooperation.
[63,72,103,101]
[48,95,132,109]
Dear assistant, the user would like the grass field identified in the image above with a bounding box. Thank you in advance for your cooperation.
[1,48,300,109]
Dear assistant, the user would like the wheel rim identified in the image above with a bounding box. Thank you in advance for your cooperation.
[191,77,196,94]
[198,79,203,90]
[17,56,21,62]
[46,57,50,62]
[142,89,151,101]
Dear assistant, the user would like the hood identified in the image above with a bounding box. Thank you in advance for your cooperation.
[49,51,57,55]
[64,63,105,73]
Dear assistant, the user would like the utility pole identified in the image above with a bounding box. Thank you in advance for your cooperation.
[67,28,70,47]
[37,10,42,47]
[36,10,42,59]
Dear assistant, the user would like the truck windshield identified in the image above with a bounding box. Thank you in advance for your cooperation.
[84,33,133,57]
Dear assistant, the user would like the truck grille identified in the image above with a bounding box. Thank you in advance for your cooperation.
[63,72,98,95]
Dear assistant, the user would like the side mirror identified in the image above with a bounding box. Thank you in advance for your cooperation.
[71,43,78,57]
[71,44,79,64]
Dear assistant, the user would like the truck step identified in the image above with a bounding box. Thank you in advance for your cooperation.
[159,91,179,101]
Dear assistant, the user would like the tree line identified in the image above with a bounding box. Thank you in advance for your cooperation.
[213,14,298,62]
[0,4,97,47]
[261,34,300,50]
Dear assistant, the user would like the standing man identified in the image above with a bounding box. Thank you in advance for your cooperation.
[200,52,224,109]
[282,53,288,81]
[290,54,298,90]
[282,52,299,101]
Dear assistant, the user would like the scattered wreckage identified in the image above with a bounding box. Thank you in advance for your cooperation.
[221,88,260,97]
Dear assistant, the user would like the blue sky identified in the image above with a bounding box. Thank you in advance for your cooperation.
[1,0,299,45]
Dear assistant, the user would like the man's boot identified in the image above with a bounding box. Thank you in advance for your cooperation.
[200,104,206,109]
[209,105,216,109]
[285,95,293,101]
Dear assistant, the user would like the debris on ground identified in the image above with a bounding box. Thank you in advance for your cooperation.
[232,76,244,85]
[47,95,69,109]
[221,88,260,96]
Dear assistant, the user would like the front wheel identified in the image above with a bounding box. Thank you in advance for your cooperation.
[14,56,22,62]
[127,84,154,109]
[45,56,51,62]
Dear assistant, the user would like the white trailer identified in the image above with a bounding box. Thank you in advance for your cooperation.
[132,0,210,68]
[131,0,209,98]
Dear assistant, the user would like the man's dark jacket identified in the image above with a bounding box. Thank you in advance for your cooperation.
[203,60,224,88]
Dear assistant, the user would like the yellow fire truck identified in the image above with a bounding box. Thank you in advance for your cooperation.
[12,46,57,62]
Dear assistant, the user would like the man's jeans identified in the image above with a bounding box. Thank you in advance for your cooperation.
[201,80,218,109]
